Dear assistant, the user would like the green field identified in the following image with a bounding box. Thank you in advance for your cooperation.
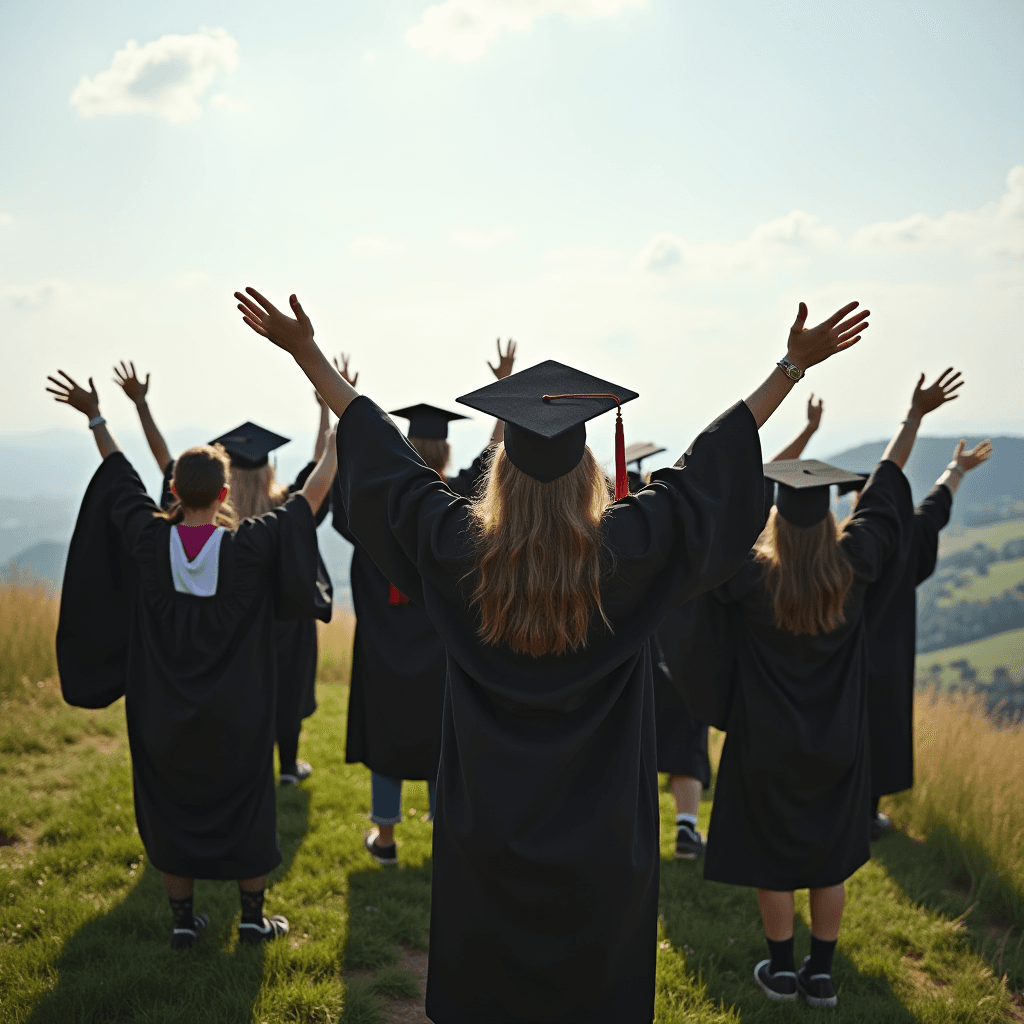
[938,518,1024,559]
[938,558,1024,606]
[2,612,1024,1023]
[916,627,1024,687]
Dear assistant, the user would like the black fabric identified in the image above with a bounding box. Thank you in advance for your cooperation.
[333,450,489,782]
[239,888,265,925]
[776,482,830,527]
[808,935,838,976]
[864,483,951,797]
[169,895,194,930]
[56,453,327,880]
[651,609,710,785]
[390,404,467,440]
[768,936,795,974]
[704,460,911,891]
[334,395,765,1024]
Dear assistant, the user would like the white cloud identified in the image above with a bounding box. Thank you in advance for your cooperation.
[348,235,406,259]
[1,280,62,311]
[851,165,1024,258]
[639,210,841,277]
[70,28,239,124]
[406,0,645,63]
[0,213,11,227]
[451,225,516,250]
[210,92,247,114]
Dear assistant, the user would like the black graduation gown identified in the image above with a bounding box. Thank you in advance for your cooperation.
[703,461,910,891]
[864,483,951,797]
[333,396,765,1024]
[162,459,333,751]
[335,448,489,781]
[57,453,329,879]
[273,462,333,747]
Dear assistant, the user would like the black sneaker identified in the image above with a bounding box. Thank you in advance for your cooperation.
[279,761,313,786]
[870,811,892,841]
[798,957,838,1007]
[675,821,705,860]
[754,959,798,1001]
[364,828,398,866]
[238,914,289,945]
[170,912,209,950]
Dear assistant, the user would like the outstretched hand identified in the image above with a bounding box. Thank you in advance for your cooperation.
[113,361,150,405]
[953,439,993,473]
[910,368,963,419]
[786,301,869,370]
[46,370,100,419]
[234,287,315,356]
[333,352,359,387]
[807,393,824,431]
[488,338,517,380]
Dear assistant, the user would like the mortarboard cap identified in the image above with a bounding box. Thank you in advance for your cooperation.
[624,441,667,467]
[456,359,638,490]
[209,421,290,469]
[836,472,870,496]
[389,403,468,441]
[763,459,868,528]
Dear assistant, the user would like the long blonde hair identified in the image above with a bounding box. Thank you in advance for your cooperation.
[155,445,237,529]
[229,463,289,520]
[754,507,855,635]
[410,437,451,476]
[469,445,612,657]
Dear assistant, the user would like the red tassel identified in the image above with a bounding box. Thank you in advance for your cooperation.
[614,407,627,501]
[389,584,409,606]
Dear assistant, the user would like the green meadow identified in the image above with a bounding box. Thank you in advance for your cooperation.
[2,582,1023,1023]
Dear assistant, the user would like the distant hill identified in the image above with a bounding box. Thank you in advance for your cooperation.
[1,541,67,588]
[827,435,1024,527]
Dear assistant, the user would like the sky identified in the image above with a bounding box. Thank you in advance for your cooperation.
[1,0,1022,481]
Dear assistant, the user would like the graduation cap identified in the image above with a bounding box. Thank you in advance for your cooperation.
[209,421,290,469]
[389,403,468,440]
[836,472,870,496]
[457,359,638,497]
[624,441,667,469]
[763,459,868,528]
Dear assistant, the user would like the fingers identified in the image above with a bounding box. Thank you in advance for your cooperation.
[56,369,81,389]
[832,309,870,337]
[942,381,965,397]
[833,336,862,352]
[241,315,270,338]
[88,377,96,394]
[953,440,966,459]
[821,300,860,330]
[496,337,503,361]
[235,293,265,320]
[46,375,69,391]
[244,287,281,317]
[487,361,497,374]
[290,294,311,328]
[352,371,359,386]
[791,301,808,332]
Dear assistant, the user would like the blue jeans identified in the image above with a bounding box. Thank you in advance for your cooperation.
[370,773,437,826]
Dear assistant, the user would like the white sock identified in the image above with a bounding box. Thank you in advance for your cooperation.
[676,813,698,828]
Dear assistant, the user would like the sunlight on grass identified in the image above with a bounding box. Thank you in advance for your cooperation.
[0,577,58,702]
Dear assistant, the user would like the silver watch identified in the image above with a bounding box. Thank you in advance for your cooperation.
[777,357,805,382]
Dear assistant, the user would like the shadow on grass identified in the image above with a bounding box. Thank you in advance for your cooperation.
[341,859,432,1024]
[659,859,919,1023]
[26,787,310,1024]
[872,829,1024,990]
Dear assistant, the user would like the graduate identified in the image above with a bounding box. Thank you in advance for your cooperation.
[235,285,867,1023]
[332,342,516,865]
[846,371,993,837]
[49,369,335,950]
[113,362,333,784]
[626,441,711,859]
[702,371,965,1009]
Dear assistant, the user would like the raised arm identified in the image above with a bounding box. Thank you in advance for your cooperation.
[312,389,332,462]
[486,338,517,444]
[769,394,823,461]
[299,426,338,517]
[881,368,963,470]
[113,361,173,471]
[46,371,121,459]
[936,439,993,497]
[743,301,869,429]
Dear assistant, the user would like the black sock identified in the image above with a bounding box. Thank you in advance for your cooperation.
[767,936,795,974]
[807,934,837,976]
[240,888,266,926]
[278,731,300,774]
[169,894,194,930]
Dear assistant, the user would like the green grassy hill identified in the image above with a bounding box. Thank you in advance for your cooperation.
[915,627,1024,689]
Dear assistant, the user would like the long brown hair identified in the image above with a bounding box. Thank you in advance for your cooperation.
[410,437,450,476]
[754,507,855,635]
[155,444,237,529]
[229,463,289,520]
[469,445,612,657]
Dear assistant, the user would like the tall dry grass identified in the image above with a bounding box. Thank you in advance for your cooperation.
[0,577,58,702]
[888,693,1024,917]
[316,611,356,683]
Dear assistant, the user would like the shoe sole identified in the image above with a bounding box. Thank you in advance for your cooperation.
[754,961,797,1002]
[675,850,698,860]
[798,981,838,1008]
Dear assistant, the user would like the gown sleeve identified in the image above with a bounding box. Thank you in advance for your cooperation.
[912,484,952,585]
[289,461,331,527]
[840,459,912,585]
[160,460,174,511]
[56,453,152,709]
[334,397,474,607]
[446,448,492,498]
